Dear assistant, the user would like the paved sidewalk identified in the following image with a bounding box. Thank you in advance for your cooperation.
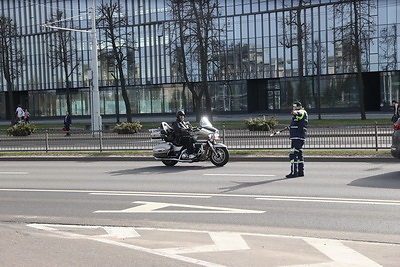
[2,223,398,267]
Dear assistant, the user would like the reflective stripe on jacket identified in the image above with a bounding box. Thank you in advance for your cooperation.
[289,109,308,140]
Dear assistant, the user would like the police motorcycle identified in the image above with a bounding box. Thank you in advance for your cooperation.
[149,117,229,167]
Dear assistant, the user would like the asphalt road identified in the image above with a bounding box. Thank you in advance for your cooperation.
[1,159,399,266]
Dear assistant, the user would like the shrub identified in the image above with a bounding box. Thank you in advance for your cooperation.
[244,116,278,131]
[7,123,37,136]
[112,121,142,134]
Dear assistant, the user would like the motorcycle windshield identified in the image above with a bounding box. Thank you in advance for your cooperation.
[200,117,212,127]
[200,117,218,132]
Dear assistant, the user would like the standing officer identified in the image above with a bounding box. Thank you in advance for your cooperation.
[286,101,308,178]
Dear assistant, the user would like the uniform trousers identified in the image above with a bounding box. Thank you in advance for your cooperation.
[289,139,305,175]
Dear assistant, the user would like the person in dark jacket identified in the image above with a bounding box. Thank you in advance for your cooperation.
[392,100,399,123]
[64,111,72,136]
[172,110,196,159]
[286,101,308,178]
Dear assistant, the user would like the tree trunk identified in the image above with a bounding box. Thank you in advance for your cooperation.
[194,96,202,122]
[118,64,132,123]
[203,81,212,121]
[65,78,71,114]
[63,58,72,114]
[7,82,14,125]
[353,0,367,120]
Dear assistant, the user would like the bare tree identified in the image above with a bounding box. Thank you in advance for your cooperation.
[379,24,397,106]
[97,3,133,123]
[332,0,376,120]
[218,42,249,81]
[45,10,79,114]
[169,0,223,121]
[280,0,312,107]
[379,24,397,72]
[0,15,24,124]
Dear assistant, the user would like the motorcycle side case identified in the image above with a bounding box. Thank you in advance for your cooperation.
[149,128,162,139]
[153,143,172,158]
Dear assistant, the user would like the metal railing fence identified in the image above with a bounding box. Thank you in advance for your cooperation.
[222,124,393,150]
[0,124,394,152]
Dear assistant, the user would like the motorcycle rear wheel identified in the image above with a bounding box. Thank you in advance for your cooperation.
[210,147,229,167]
[162,160,178,166]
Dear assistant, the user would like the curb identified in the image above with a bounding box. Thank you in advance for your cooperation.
[0,155,396,162]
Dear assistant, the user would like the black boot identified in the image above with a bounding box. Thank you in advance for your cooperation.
[298,162,304,176]
[286,173,298,178]
[286,162,298,178]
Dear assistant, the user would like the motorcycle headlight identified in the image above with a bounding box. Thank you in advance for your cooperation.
[209,132,220,142]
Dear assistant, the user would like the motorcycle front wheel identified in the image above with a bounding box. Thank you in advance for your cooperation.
[210,147,229,167]
[162,160,178,166]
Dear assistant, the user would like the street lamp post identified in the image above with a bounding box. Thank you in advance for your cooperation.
[41,0,102,136]
[90,0,102,135]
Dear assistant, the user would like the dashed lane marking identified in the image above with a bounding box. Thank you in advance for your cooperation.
[90,192,211,198]
[256,196,400,206]
[0,172,29,175]
[203,174,275,177]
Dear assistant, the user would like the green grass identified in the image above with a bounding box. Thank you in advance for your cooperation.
[308,118,390,126]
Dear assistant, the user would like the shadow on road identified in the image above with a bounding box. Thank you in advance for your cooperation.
[348,171,400,189]
[219,176,294,193]
[108,165,215,176]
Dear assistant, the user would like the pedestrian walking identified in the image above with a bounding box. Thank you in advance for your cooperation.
[15,104,24,124]
[23,109,30,123]
[64,111,72,136]
[392,100,399,123]
[286,101,308,178]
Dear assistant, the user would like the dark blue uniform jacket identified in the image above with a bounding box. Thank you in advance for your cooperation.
[289,109,308,140]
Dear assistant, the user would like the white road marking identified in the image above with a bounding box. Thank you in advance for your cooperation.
[93,201,265,214]
[28,224,225,267]
[90,192,211,198]
[27,224,384,267]
[156,232,250,254]
[256,196,400,206]
[0,172,28,175]
[1,188,399,206]
[203,174,275,177]
[282,237,383,267]
[89,238,225,267]
[102,227,140,238]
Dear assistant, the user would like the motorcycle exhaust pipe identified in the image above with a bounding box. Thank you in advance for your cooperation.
[153,157,193,162]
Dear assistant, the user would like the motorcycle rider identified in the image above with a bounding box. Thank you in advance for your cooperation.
[286,101,308,178]
[172,110,196,159]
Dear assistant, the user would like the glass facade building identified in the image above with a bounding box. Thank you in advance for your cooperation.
[1,0,400,119]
